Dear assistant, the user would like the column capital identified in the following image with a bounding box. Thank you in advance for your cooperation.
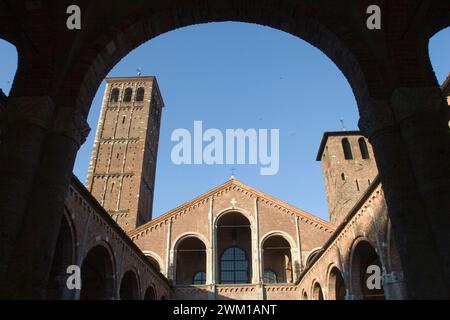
[358,98,396,139]
[382,270,405,285]
[1,95,55,130]
[391,86,449,123]
[52,107,91,147]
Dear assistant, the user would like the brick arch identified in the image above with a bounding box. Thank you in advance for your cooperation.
[305,247,323,267]
[260,231,297,251]
[58,1,387,122]
[311,279,324,300]
[348,237,385,300]
[142,251,164,273]
[143,284,157,300]
[172,232,210,251]
[119,268,141,300]
[172,233,208,285]
[326,264,347,300]
[80,242,117,300]
[214,207,255,229]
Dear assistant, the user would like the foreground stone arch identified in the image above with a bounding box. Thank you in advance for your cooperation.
[0,1,449,299]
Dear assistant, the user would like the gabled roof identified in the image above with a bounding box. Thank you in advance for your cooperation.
[128,178,335,237]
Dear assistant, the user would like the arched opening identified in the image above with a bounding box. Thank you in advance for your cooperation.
[46,213,75,299]
[146,255,161,273]
[217,212,252,284]
[312,282,324,300]
[80,245,115,300]
[305,248,322,267]
[341,138,353,160]
[144,286,156,300]
[135,87,145,102]
[175,236,206,285]
[123,87,133,102]
[328,267,346,300]
[358,138,370,160]
[350,240,385,300]
[302,291,308,300]
[262,235,293,283]
[119,270,139,300]
[110,88,120,102]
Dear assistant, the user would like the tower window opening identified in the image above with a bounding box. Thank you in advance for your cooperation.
[136,87,145,102]
[123,88,132,102]
[122,115,126,124]
[341,138,353,160]
[356,179,360,191]
[358,138,370,160]
[341,173,346,181]
[110,88,120,102]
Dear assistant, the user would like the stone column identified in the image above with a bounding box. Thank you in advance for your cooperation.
[382,270,407,300]
[391,86,450,292]
[0,96,54,290]
[252,197,262,285]
[359,98,450,299]
[207,197,215,285]
[1,106,90,299]
[165,219,173,281]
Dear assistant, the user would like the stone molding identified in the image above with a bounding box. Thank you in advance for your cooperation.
[52,107,91,146]
[2,95,55,130]
[391,86,448,122]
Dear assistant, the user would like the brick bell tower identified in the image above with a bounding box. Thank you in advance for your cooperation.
[86,76,164,231]
[316,131,378,226]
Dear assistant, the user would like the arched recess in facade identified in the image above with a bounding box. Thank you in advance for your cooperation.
[215,210,253,284]
[143,251,163,273]
[312,281,324,300]
[327,266,346,300]
[144,285,157,300]
[80,244,116,300]
[349,238,385,300]
[46,210,77,299]
[173,234,208,285]
[119,270,140,300]
[261,233,295,284]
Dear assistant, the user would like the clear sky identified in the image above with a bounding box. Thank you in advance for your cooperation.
[0,23,449,222]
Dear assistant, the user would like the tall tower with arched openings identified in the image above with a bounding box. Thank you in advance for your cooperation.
[86,76,164,231]
[316,131,378,225]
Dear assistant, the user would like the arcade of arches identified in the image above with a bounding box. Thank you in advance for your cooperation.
[0,0,449,300]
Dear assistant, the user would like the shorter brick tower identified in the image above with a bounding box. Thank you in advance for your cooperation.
[317,131,378,225]
[86,76,164,231]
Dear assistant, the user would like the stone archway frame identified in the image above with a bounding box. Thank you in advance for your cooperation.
[214,207,257,284]
[260,231,298,283]
[325,263,347,301]
[142,250,165,274]
[118,267,141,300]
[171,232,210,286]
[347,236,384,300]
[79,240,117,300]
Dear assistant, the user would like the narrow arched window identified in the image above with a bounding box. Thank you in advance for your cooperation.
[220,247,248,284]
[341,138,353,160]
[135,87,145,102]
[110,88,120,102]
[123,88,132,102]
[193,272,206,285]
[359,138,370,159]
[263,269,278,284]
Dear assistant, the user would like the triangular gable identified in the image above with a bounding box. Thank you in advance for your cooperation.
[128,179,335,237]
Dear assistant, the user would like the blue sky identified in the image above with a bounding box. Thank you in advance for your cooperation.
[0,23,449,222]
